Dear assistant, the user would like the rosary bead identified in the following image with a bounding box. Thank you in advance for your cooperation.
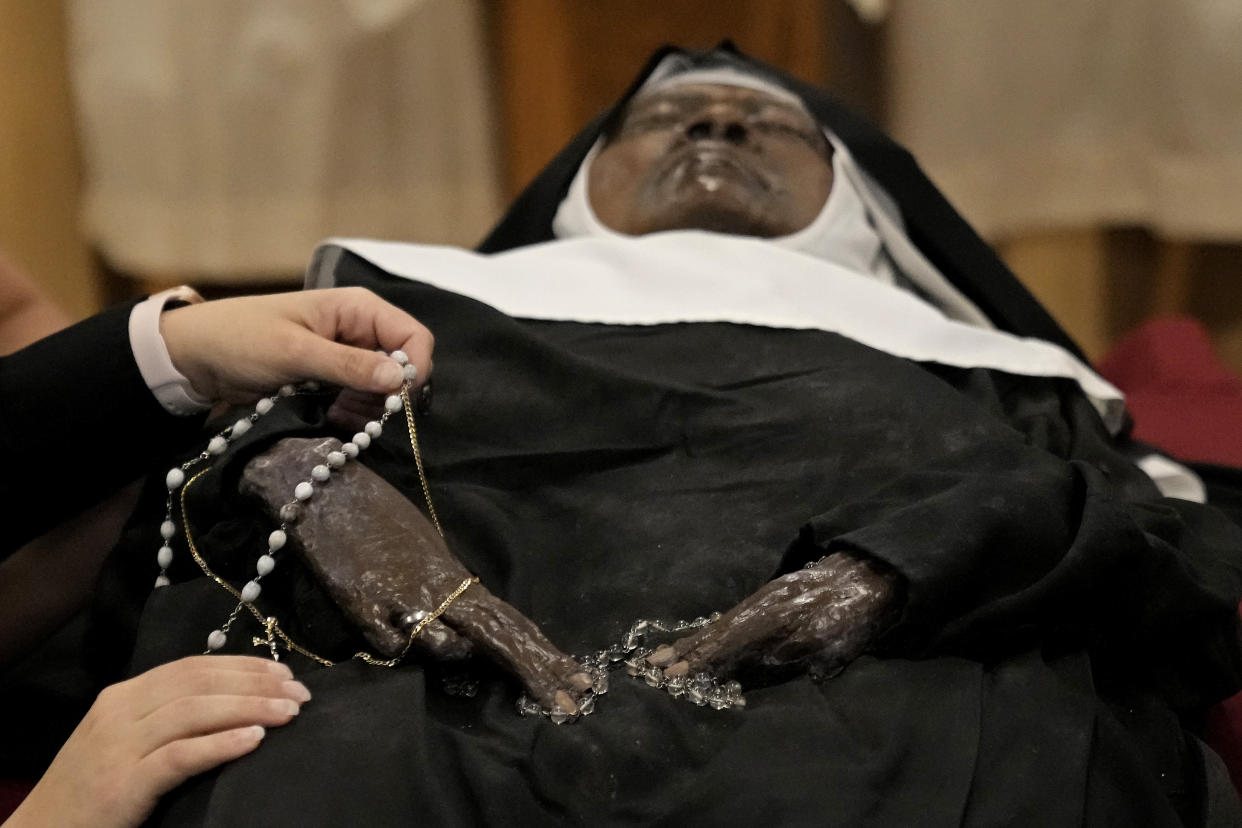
[279,503,301,522]
[267,530,287,551]
[403,364,419,383]
[352,432,371,450]
[160,520,177,540]
[231,417,252,437]
[157,545,174,568]
[390,349,409,365]
[294,482,314,501]
[364,421,383,439]
[165,468,185,489]
[154,574,171,588]
[341,442,360,458]
[255,397,275,415]
[326,451,347,469]
[241,580,262,603]
[207,435,228,455]
[278,384,296,397]
[384,395,403,413]
[207,630,227,651]
[311,464,331,482]
[516,696,543,717]
[256,554,276,576]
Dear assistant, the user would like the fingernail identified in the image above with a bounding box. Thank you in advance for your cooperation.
[647,645,677,667]
[266,661,294,679]
[272,698,300,716]
[554,690,579,716]
[372,361,403,389]
[248,725,266,741]
[283,680,312,702]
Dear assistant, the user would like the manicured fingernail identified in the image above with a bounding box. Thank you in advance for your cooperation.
[248,725,266,741]
[272,698,300,716]
[372,361,403,389]
[266,661,294,679]
[283,680,312,702]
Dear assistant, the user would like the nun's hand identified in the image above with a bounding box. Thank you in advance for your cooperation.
[242,437,595,720]
[646,552,898,685]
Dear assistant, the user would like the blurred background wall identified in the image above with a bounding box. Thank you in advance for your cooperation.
[0,1,96,319]
[2,0,1242,367]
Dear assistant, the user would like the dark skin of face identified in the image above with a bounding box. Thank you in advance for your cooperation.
[588,83,835,237]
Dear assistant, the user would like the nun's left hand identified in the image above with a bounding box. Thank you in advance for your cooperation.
[646,552,899,684]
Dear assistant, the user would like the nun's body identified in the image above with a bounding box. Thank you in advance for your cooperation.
[101,48,1242,826]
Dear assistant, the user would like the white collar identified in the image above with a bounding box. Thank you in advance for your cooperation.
[308,232,1125,434]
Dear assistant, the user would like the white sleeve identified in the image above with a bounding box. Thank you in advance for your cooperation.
[127,285,212,415]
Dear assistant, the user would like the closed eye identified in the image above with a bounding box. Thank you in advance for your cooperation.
[752,119,829,154]
[619,112,682,135]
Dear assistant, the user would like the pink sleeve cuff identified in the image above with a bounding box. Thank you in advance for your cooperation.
[128,286,213,415]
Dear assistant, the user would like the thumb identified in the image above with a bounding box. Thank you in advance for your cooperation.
[292,333,404,392]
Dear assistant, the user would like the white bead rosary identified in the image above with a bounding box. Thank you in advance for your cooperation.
[154,350,419,657]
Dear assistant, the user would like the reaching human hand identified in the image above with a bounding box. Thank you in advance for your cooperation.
[159,287,433,403]
[4,656,310,828]
[646,552,898,683]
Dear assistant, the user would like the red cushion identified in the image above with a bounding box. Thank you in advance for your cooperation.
[1097,316,1242,466]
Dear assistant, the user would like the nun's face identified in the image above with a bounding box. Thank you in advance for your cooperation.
[589,83,833,237]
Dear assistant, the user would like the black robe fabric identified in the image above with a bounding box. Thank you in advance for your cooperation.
[86,46,1242,826]
[0,301,204,557]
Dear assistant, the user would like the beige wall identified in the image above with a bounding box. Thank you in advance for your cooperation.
[0,0,97,320]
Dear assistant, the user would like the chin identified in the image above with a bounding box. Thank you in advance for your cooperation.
[647,200,788,237]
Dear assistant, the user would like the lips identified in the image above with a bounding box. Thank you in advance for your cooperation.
[660,144,772,193]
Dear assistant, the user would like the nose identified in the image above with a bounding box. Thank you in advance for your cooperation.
[685,113,749,145]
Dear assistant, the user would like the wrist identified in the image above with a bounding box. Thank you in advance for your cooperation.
[128,286,212,414]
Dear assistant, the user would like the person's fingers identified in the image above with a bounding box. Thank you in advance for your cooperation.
[439,589,591,715]
[126,660,310,717]
[284,330,408,394]
[144,654,294,679]
[410,617,475,661]
[162,287,434,402]
[136,725,267,801]
[647,622,714,669]
[135,694,301,757]
[304,287,434,389]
